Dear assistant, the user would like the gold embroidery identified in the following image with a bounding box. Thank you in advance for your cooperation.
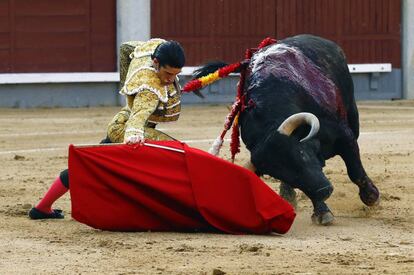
[122,69,168,103]
[119,41,144,89]
[107,107,131,143]
[149,85,181,123]
[120,39,165,95]
[144,128,175,141]
[123,91,159,142]
[108,39,182,143]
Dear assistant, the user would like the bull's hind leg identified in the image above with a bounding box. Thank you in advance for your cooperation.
[337,138,380,206]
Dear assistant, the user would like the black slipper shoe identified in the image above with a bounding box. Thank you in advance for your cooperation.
[28,207,64,220]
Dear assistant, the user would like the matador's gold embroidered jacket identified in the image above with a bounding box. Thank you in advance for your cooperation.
[107,39,181,143]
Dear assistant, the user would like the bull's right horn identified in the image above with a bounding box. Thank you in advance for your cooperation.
[277,112,320,142]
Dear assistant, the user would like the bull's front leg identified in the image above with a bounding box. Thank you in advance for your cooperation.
[279,182,297,209]
[245,161,299,208]
[337,138,380,206]
[311,200,335,225]
[280,183,335,225]
[281,182,334,225]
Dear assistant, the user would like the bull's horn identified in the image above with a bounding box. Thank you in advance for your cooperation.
[277,112,320,142]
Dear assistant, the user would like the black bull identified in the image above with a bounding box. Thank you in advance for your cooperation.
[194,34,380,225]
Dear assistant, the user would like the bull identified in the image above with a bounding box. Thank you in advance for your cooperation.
[192,34,380,225]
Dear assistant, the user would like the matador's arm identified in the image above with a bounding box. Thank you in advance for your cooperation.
[124,91,159,143]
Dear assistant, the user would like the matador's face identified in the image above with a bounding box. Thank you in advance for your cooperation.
[153,59,182,86]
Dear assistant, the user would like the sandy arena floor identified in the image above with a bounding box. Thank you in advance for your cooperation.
[0,101,413,274]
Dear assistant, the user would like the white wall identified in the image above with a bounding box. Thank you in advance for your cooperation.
[403,0,414,99]
[116,0,151,104]
[116,0,151,66]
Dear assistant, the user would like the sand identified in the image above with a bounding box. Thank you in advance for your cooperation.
[0,101,413,274]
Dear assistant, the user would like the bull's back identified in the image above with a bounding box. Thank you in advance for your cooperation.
[281,35,356,117]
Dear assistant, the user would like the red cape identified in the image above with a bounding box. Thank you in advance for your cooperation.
[69,141,295,234]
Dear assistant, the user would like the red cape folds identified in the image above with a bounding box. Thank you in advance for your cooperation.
[68,141,295,234]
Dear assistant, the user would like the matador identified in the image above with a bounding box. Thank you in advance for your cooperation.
[29,39,186,219]
[108,38,185,144]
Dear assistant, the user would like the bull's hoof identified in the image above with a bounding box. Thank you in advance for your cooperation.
[359,183,380,206]
[311,211,334,226]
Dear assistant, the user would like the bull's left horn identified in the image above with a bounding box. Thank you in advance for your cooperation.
[277,112,320,142]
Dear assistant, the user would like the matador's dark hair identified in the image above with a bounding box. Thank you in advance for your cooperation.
[151,40,185,68]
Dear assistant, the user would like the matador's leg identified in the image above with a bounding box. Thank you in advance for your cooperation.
[144,127,175,141]
[107,107,131,143]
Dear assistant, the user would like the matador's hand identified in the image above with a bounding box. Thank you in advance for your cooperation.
[124,134,145,145]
